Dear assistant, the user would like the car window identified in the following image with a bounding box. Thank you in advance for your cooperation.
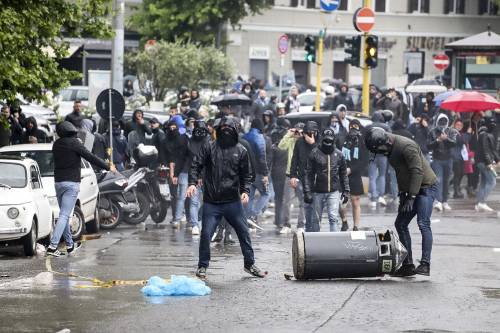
[298,94,324,106]
[75,89,88,101]
[0,163,27,188]
[59,89,75,102]
[1,151,54,177]
[30,165,42,189]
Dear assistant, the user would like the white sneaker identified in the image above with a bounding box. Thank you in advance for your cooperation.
[378,197,387,206]
[262,210,275,218]
[279,226,291,234]
[442,202,452,211]
[476,203,494,212]
[192,226,200,235]
[296,228,305,233]
[369,201,377,208]
[434,202,443,212]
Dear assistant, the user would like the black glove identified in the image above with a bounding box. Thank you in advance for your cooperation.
[399,193,416,214]
[304,192,313,204]
[341,192,349,205]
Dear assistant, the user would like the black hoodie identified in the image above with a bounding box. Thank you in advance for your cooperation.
[22,117,48,144]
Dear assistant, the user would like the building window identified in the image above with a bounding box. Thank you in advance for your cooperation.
[290,0,298,7]
[374,0,386,12]
[444,0,465,14]
[479,0,499,15]
[408,0,429,13]
[338,0,348,11]
[306,0,316,9]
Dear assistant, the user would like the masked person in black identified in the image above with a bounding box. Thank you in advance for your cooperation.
[149,118,166,168]
[22,116,48,144]
[303,129,350,232]
[187,117,266,280]
[332,84,354,111]
[365,127,438,276]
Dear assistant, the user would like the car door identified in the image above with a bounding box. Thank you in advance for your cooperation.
[79,160,98,221]
[30,164,52,238]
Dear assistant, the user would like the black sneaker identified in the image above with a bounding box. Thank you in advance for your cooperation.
[414,262,430,276]
[244,264,267,278]
[341,221,349,231]
[196,267,207,280]
[46,247,63,257]
[391,263,416,277]
[67,242,82,255]
[352,226,359,231]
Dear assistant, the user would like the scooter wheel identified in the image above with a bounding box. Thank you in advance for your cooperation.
[123,192,151,225]
[151,199,169,224]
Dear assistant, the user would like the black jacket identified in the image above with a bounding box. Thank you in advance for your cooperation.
[476,127,500,165]
[22,117,48,144]
[187,136,210,177]
[332,94,354,110]
[165,133,190,176]
[8,116,23,145]
[304,147,349,194]
[342,130,369,174]
[408,123,430,154]
[65,111,84,128]
[289,138,317,180]
[189,141,253,204]
[427,129,458,161]
[53,137,109,183]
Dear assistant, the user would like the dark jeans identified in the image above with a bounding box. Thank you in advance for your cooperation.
[452,159,464,194]
[272,169,287,227]
[431,159,452,203]
[198,201,255,269]
[395,183,437,265]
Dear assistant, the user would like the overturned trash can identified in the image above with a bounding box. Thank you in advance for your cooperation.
[292,230,407,280]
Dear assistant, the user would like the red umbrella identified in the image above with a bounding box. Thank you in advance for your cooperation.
[440,91,500,112]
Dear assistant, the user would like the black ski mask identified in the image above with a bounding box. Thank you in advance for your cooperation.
[166,122,179,139]
[193,126,208,141]
[216,118,239,148]
[319,129,336,154]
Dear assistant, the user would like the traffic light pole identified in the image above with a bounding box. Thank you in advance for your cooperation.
[315,29,325,112]
[362,0,371,116]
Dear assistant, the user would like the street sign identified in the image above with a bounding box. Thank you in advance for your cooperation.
[433,54,450,71]
[96,88,125,120]
[320,0,340,12]
[278,35,289,54]
[354,7,375,33]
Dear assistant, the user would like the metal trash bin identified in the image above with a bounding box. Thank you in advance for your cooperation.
[292,230,408,280]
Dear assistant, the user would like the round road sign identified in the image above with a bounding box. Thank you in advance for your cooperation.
[320,0,340,12]
[96,88,125,120]
[354,7,375,33]
[278,35,289,54]
[433,54,450,71]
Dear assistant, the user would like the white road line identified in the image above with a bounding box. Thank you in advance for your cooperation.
[493,248,500,252]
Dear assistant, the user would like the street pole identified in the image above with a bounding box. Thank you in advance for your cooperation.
[362,0,372,116]
[315,29,325,112]
[279,54,284,102]
[111,0,124,94]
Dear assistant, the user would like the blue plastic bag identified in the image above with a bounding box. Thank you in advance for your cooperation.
[141,275,211,297]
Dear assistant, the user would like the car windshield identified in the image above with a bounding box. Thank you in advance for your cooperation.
[298,94,324,106]
[2,151,54,177]
[0,163,27,188]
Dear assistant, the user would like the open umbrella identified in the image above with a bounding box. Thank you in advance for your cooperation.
[440,91,500,112]
[405,79,447,94]
[433,90,460,107]
[210,93,252,106]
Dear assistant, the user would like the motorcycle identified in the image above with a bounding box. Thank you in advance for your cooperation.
[139,165,170,224]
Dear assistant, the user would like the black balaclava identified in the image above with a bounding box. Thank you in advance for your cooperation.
[484,117,497,133]
[216,118,239,148]
[192,120,208,141]
[166,121,179,139]
[319,129,336,154]
[348,119,362,137]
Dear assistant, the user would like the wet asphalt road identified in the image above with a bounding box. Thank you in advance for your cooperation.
[1,196,500,333]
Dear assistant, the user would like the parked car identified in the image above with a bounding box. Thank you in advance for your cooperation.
[297,91,325,112]
[55,86,89,117]
[0,144,99,239]
[0,155,52,256]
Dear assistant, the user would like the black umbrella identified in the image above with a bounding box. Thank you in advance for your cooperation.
[211,94,252,106]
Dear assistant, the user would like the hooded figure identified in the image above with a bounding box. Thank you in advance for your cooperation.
[22,116,48,144]
[332,84,354,110]
[329,112,348,148]
[262,110,276,135]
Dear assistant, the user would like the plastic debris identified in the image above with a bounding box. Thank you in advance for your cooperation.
[141,275,211,297]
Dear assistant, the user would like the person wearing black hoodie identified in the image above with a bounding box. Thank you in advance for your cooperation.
[332,84,354,110]
[127,109,152,157]
[22,116,48,144]
[408,115,431,160]
[46,121,114,257]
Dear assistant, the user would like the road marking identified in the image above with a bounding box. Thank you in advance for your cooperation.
[431,219,441,223]
[493,248,500,252]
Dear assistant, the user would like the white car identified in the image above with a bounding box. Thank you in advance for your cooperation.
[56,86,89,117]
[297,92,326,112]
[0,155,52,256]
[0,144,99,239]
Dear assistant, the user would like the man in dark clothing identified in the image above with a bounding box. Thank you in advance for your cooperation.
[376,88,404,121]
[46,122,114,257]
[149,118,167,168]
[8,107,24,145]
[332,84,354,110]
[475,117,500,212]
[127,109,152,156]
[329,112,348,149]
[22,117,48,144]
[451,119,468,199]
[413,92,436,120]
[187,117,265,279]
[365,127,438,276]
[103,121,128,171]
[0,106,12,147]
[391,119,413,139]
[64,100,85,128]
[262,110,276,135]
[427,113,458,212]
[164,120,190,228]
[408,115,431,159]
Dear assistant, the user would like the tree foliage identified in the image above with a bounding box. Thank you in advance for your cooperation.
[130,0,273,45]
[126,41,234,100]
[0,0,112,102]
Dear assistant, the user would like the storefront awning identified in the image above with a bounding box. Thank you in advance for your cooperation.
[446,31,500,50]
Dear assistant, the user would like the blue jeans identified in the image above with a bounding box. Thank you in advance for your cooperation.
[189,187,203,228]
[477,163,497,203]
[431,159,452,203]
[50,182,80,249]
[173,172,188,222]
[368,155,387,201]
[395,183,437,265]
[246,174,270,218]
[198,201,255,268]
[309,191,341,232]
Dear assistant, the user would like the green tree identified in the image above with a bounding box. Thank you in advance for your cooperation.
[126,41,233,100]
[0,1,112,102]
[130,0,273,45]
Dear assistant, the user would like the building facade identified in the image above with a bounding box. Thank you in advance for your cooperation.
[226,0,500,89]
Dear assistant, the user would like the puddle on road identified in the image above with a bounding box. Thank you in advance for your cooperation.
[481,287,500,299]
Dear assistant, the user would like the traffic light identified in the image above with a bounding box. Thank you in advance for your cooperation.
[365,35,378,68]
[304,35,316,63]
[344,36,361,67]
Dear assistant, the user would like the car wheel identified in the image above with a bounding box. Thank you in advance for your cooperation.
[86,205,100,234]
[70,206,85,240]
[22,220,37,257]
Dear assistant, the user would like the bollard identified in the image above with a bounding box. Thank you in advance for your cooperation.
[292,230,408,280]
